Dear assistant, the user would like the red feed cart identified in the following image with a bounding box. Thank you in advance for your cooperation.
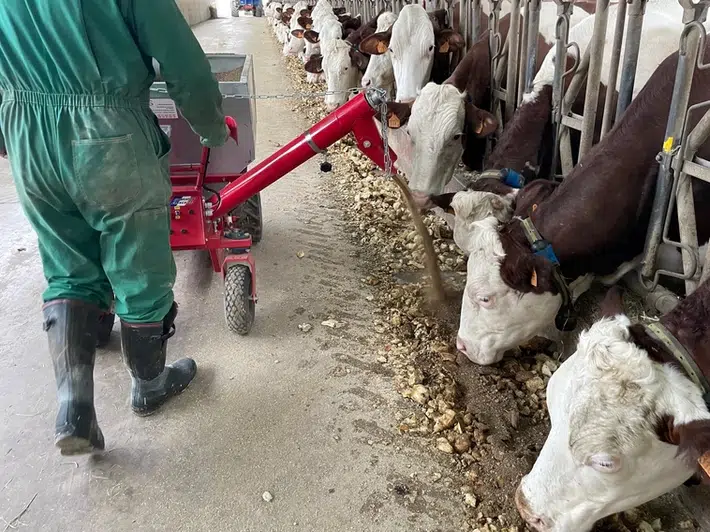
[149,53,395,336]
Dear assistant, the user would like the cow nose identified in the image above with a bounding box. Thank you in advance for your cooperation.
[363,78,371,87]
[456,336,467,355]
[515,484,550,532]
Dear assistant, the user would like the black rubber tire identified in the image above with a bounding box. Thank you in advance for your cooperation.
[224,265,255,335]
[230,193,263,244]
[96,312,115,348]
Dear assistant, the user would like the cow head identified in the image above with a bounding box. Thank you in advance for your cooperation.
[453,214,563,365]
[382,82,496,206]
[318,40,365,110]
[517,290,710,531]
[361,12,398,97]
[284,29,306,56]
[359,4,463,102]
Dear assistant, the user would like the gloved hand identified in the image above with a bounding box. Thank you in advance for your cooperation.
[225,116,238,143]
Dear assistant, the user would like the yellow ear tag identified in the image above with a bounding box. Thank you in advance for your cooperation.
[532,203,538,212]
[376,41,388,54]
[388,114,401,129]
[663,136,674,154]
[700,452,710,477]
[475,121,483,135]
[531,268,538,287]
[439,42,450,53]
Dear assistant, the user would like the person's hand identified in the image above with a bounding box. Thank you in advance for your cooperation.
[225,116,238,143]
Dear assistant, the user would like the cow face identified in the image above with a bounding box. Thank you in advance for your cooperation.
[361,12,397,97]
[284,29,306,56]
[517,313,710,532]
[455,216,561,365]
[320,40,363,111]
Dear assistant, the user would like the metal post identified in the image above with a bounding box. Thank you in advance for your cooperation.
[459,0,470,51]
[640,21,704,283]
[550,0,573,177]
[600,0,627,137]
[524,0,541,94]
[578,0,610,159]
[472,0,482,41]
[517,0,530,105]
[615,0,648,122]
[505,0,521,120]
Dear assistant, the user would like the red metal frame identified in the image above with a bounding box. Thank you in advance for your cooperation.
[168,91,397,304]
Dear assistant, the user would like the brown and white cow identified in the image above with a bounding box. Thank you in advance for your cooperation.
[443,38,710,366]
[517,282,710,531]
[358,4,464,102]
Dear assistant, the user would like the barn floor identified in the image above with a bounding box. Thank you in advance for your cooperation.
[0,17,465,532]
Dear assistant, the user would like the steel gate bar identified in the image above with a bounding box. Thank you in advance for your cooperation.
[505,0,522,120]
[614,0,648,122]
[640,2,710,292]
[600,0,627,137]
[578,0,610,159]
[517,0,530,105]
[550,0,574,177]
[524,0,542,94]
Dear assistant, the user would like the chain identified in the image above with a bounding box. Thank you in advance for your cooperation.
[151,85,393,178]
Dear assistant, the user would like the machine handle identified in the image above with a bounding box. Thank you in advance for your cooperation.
[225,116,238,144]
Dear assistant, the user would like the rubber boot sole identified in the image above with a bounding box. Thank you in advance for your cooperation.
[55,434,102,456]
[131,379,194,418]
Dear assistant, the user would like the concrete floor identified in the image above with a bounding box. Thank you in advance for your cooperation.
[0,17,465,532]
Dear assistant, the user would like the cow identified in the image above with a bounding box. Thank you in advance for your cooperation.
[283,1,310,56]
[358,4,464,102]
[303,12,380,110]
[443,38,710,366]
[516,282,710,531]
[361,11,398,97]
[386,0,693,209]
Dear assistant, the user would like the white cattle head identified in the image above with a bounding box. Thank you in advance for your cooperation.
[381,83,496,206]
[454,215,563,365]
[361,12,398,96]
[448,188,516,251]
[283,29,306,56]
[306,39,366,111]
[359,4,463,102]
[517,292,710,532]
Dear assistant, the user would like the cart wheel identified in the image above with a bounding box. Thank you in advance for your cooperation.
[97,312,115,348]
[231,193,263,244]
[224,265,255,335]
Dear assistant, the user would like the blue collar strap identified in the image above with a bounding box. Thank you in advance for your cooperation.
[477,168,525,189]
[521,217,560,266]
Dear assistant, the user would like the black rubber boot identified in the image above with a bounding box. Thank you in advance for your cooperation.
[96,311,115,348]
[43,300,105,455]
[120,303,197,417]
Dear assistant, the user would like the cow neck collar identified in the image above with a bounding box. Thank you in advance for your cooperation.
[642,321,710,408]
[519,217,577,332]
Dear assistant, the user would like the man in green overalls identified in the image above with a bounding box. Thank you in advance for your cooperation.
[0,0,230,455]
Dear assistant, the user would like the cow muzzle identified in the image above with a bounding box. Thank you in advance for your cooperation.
[410,191,434,211]
[515,484,552,532]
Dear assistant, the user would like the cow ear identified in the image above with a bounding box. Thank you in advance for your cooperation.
[473,108,497,138]
[384,101,413,129]
[349,49,369,73]
[499,242,557,295]
[430,193,456,214]
[304,54,323,74]
[437,29,465,54]
[304,30,320,44]
[297,16,313,29]
[300,8,310,16]
[359,30,392,55]
[600,286,624,318]
[291,29,305,38]
[659,418,710,483]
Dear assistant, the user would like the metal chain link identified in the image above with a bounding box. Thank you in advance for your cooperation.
[150,85,393,178]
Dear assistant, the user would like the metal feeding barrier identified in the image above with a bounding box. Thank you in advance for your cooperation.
[640,0,710,297]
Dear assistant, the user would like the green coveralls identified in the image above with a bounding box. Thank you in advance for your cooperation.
[0,0,228,322]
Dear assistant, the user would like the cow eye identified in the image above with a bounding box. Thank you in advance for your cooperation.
[477,295,494,308]
[428,45,434,52]
[453,133,462,141]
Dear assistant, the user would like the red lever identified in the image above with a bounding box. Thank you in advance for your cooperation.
[225,116,238,143]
